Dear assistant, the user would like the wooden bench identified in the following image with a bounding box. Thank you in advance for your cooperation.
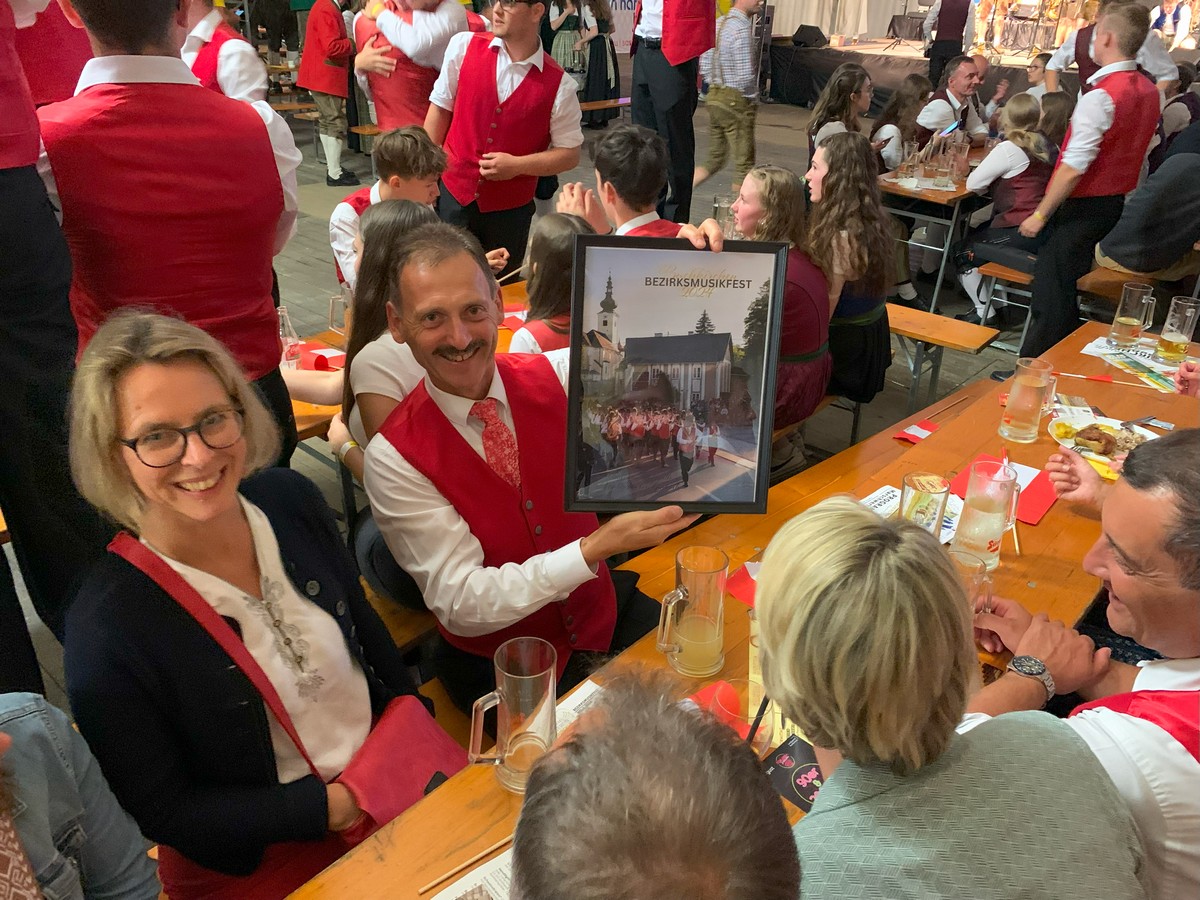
[361,578,438,657]
[272,101,322,162]
[887,303,999,413]
[350,124,382,137]
[579,96,631,115]
[978,261,1035,352]
[1077,266,1154,306]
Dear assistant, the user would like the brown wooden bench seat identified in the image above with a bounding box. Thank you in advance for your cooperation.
[887,303,999,412]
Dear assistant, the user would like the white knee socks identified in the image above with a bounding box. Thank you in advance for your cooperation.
[320,134,343,179]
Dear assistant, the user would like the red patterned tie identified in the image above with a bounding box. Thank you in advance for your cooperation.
[0,811,42,899]
[469,398,521,490]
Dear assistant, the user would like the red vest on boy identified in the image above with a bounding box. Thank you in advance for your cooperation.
[442,34,563,213]
[190,21,249,94]
[333,186,373,284]
[1074,26,1101,93]
[378,353,616,674]
[991,154,1055,229]
[38,83,284,379]
[1071,690,1200,763]
[297,0,351,98]
[354,10,436,129]
[631,0,714,66]
[1061,67,1160,198]
[625,218,685,238]
[931,0,970,43]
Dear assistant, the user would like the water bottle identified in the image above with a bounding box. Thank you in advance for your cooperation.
[278,306,302,370]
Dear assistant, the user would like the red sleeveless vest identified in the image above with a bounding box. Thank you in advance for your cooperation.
[190,22,249,94]
[991,152,1055,229]
[377,353,616,673]
[354,10,436,129]
[38,83,284,379]
[1071,689,1200,763]
[465,10,488,32]
[1060,68,1160,198]
[443,34,563,212]
[631,0,714,66]
[1,0,39,170]
[333,186,374,284]
[626,218,685,238]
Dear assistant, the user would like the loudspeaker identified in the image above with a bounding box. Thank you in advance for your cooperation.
[791,24,828,48]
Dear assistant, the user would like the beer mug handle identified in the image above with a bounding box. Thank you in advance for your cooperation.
[656,587,687,654]
[977,572,994,615]
[468,691,503,767]
[1005,483,1022,532]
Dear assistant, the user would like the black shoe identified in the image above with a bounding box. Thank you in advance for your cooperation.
[326,170,361,187]
[893,289,930,311]
[990,369,1015,382]
[914,269,940,285]
[956,311,983,325]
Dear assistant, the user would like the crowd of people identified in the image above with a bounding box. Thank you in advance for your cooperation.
[1,0,1198,895]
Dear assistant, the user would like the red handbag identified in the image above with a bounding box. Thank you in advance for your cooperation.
[109,533,467,899]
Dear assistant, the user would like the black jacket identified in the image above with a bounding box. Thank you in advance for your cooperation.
[64,468,421,876]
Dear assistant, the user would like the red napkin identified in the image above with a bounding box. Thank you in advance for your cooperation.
[893,419,939,444]
[689,681,743,732]
[299,342,346,371]
[949,453,1057,525]
[727,565,758,608]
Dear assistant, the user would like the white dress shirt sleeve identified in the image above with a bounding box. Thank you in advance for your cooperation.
[218,38,270,103]
[1047,30,1076,73]
[549,69,584,149]
[873,123,903,170]
[248,101,301,254]
[1060,86,1115,173]
[375,0,466,70]
[924,0,940,40]
[916,98,955,134]
[428,29,471,112]
[1137,31,1180,84]
[329,201,360,290]
[967,140,1029,192]
[11,0,51,27]
[506,326,543,354]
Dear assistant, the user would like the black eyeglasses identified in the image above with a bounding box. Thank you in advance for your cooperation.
[120,408,245,468]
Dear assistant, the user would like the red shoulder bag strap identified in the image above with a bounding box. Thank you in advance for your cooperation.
[109,532,322,780]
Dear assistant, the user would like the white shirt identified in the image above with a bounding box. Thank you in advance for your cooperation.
[614,210,661,235]
[967,139,1031,192]
[375,0,466,69]
[38,56,300,255]
[634,0,664,40]
[181,9,269,103]
[149,498,372,784]
[923,0,976,48]
[346,331,426,445]
[1060,60,1138,174]
[871,122,904,171]
[1047,27,1178,90]
[961,658,1200,900]
[328,181,380,292]
[1151,4,1192,48]
[1023,81,1048,103]
[363,349,598,637]
[916,87,988,137]
[813,120,850,148]
[507,326,546,354]
[429,33,583,151]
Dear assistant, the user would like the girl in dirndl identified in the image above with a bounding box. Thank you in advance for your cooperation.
[578,0,621,128]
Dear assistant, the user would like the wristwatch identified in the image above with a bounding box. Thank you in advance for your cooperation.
[1006,655,1056,704]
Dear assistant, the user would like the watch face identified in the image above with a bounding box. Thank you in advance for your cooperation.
[1011,655,1046,677]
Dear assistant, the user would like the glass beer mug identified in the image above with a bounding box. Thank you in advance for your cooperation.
[657,546,728,678]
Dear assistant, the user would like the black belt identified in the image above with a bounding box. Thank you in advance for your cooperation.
[639,37,663,48]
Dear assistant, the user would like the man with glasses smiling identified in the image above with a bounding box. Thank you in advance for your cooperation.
[424,0,582,278]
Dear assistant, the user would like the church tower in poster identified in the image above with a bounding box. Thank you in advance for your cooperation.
[597,273,619,346]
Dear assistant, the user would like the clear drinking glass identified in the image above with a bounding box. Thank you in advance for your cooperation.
[467,637,557,794]
[900,472,951,537]
[328,294,350,336]
[710,679,775,758]
[998,357,1054,443]
[657,546,727,678]
[1153,296,1200,364]
[950,461,1021,572]
[1106,283,1155,348]
[933,164,952,188]
[949,549,993,613]
[277,306,302,369]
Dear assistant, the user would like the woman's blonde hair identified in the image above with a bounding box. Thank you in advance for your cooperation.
[1000,93,1054,163]
[743,165,807,248]
[69,311,280,532]
[755,497,976,776]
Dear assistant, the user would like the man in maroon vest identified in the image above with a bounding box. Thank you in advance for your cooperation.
[182,0,268,102]
[630,0,714,225]
[1045,0,1178,96]
[425,0,582,278]
[968,428,1200,899]
[914,55,987,149]
[922,0,974,89]
[40,0,302,463]
[363,223,696,711]
[1010,2,1160,358]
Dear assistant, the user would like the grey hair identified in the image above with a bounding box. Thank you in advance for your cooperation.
[511,670,799,900]
[1120,428,1200,589]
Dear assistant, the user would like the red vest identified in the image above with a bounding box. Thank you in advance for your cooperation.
[625,218,685,238]
[297,0,351,98]
[991,153,1055,229]
[1072,690,1200,764]
[465,10,488,32]
[519,315,571,351]
[354,11,436,129]
[632,0,714,66]
[38,83,284,379]
[12,0,92,107]
[932,0,971,43]
[378,353,616,673]
[1,1,39,169]
[1075,26,1101,93]
[190,21,249,94]
[442,34,563,212]
[914,88,970,149]
[1061,68,1160,198]
[334,186,374,284]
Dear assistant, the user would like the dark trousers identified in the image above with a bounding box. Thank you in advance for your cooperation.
[251,367,298,467]
[438,183,534,280]
[631,44,699,224]
[433,569,660,714]
[1021,195,1124,357]
[0,167,112,657]
[927,40,963,88]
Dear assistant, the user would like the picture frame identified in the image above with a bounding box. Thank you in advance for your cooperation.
[565,235,788,515]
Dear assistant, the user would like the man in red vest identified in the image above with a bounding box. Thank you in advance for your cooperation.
[1045,0,1178,96]
[363,223,697,710]
[182,0,269,102]
[39,0,302,464]
[922,0,973,89]
[1012,2,1160,357]
[12,0,91,105]
[425,0,582,278]
[356,0,466,130]
[298,0,360,185]
[630,0,714,225]
[968,428,1200,899]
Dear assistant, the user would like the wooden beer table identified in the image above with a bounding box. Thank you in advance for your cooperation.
[292,322,1197,898]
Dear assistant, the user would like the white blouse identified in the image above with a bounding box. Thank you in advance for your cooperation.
[966,140,1031,194]
[347,332,426,446]
[872,123,903,171]
[148,498,372,783]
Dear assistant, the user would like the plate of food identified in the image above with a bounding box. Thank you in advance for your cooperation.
[1048,416,1156,477]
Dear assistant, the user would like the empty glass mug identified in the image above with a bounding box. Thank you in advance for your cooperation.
[657,546,728,678]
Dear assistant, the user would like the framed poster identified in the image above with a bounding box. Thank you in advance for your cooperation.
[565,235,788,515]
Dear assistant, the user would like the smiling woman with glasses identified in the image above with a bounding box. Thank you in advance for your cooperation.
[63,311,453,897]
